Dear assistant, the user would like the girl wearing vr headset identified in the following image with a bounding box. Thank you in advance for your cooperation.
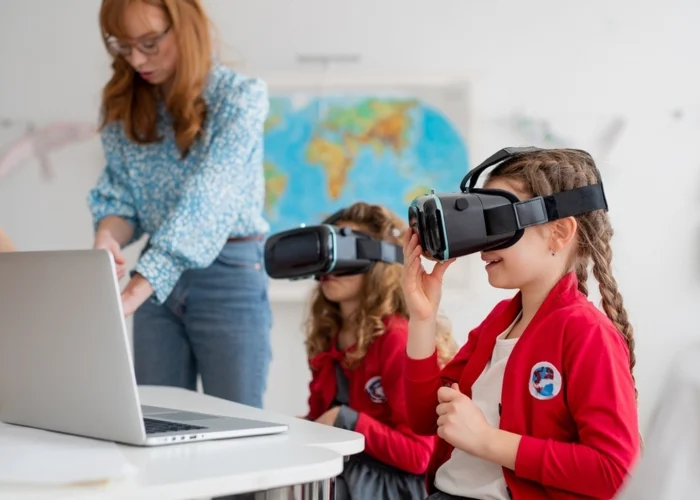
[88,0,272,408]
[304,201,457,500]
[402,150,640,499]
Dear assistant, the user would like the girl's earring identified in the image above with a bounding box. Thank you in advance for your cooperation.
[550,251,556,256]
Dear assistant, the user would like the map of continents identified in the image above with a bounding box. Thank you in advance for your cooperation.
[263,95,469,234]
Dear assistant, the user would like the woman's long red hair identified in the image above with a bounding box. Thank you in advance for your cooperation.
[99,0,212,155]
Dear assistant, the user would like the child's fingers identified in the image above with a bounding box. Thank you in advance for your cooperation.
[410,243,422,262]
[406,253,420,283]
[402,231,415,259]
[407,232,419,253]
[401,246,415,286]
[407,229,416,242]
[407,245,423,277]
[403,235,420,268]
[436,402,450,416]
[432,258,455,282]
[437,385,458,403]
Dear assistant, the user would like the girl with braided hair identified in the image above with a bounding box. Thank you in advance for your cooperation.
[401,149,640,499]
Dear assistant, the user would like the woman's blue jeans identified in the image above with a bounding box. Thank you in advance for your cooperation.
[132,239,272,408]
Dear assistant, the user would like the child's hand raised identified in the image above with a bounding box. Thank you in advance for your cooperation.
[401,230,454,322]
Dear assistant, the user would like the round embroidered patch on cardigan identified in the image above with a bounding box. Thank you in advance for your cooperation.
[529,361,562,400]
[365,376,387,403]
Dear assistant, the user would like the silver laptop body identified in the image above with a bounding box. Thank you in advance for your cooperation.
[0,249,288,446]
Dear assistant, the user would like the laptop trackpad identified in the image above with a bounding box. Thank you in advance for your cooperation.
[165,411,222,422]
[142,405,223,421]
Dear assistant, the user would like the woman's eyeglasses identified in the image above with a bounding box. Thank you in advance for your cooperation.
[105,26,171,58]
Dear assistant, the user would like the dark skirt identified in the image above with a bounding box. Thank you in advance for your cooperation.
[335,452,427,500]
[425,491,478,500]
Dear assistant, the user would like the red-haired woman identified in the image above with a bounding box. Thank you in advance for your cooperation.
[88,0,272,408]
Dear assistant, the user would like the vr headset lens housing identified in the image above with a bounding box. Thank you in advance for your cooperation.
[264,216,404,280]
[264,226,335,278]
[409,146,609,261]
[408,198,445,259]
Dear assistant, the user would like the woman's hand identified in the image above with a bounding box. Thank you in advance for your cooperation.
[121,273,154,317]
[401,230,454,322]
[94,230,126,280]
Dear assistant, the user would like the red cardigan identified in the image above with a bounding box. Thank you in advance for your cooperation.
[405,272,640,499]
[306,314,436,475]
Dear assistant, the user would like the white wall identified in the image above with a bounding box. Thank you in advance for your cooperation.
[2,0,700,433]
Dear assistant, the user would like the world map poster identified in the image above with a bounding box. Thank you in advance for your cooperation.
[262,82,472,234]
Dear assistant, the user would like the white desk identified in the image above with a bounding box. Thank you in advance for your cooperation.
[0,386,365,500]
[138,386,364,457]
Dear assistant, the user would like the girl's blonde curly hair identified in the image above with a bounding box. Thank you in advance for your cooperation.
[304,201,457,369]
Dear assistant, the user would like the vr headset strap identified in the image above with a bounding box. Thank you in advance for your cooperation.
[322,209,346,225]
[461,146,542,192]
[356,239,404,265]
[485,183,608,235]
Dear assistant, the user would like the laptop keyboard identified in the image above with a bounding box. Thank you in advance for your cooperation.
[144,417,207,434]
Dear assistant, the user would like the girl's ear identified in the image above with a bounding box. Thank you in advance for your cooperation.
[549,216,577,253]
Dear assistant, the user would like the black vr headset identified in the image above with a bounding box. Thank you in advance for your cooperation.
[409,146,609,261]
[264,209,404,280]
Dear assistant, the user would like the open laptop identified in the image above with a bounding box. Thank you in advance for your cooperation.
[0,249,288,446]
